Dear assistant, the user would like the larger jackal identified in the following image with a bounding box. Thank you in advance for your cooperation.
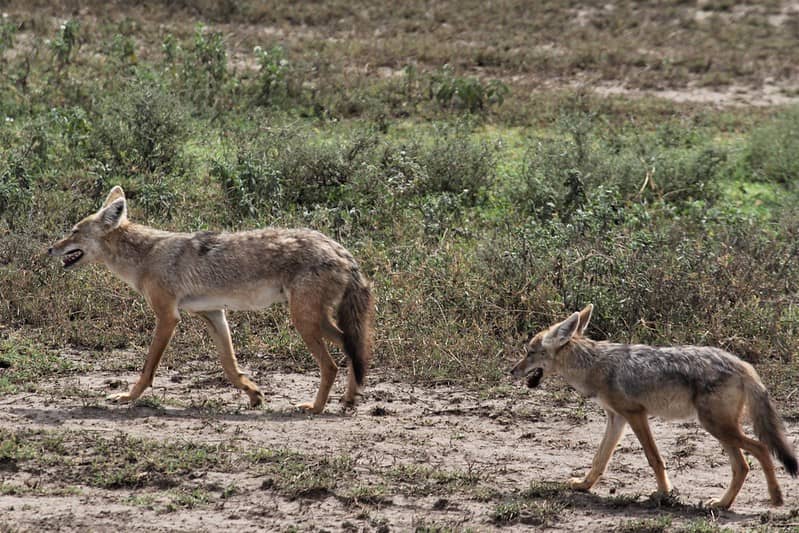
[48,186,374,413]
[511,304,797,509]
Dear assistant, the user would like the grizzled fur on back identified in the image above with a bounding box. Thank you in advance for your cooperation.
[109,225,359,298]
[568,341,745,399]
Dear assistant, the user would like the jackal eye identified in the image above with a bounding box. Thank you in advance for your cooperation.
[71,228,79,235]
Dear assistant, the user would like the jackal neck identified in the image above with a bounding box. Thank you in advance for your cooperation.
[555,337,598,370]
[100,222,167,289]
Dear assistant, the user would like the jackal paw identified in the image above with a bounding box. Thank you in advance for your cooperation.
[106,391,135,403]
[703,498,730,510]
[296,402,324,414]
[247,390,265,408]
[339,393,358,409]
[568,477,592,491]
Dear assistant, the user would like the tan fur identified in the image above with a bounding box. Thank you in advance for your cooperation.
[49,186,374,413]
[511,304,797,510]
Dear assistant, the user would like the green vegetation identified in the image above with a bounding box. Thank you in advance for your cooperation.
[0,4,799,390]
[0,334,75,395]
[0,1,797,397]
[0,3,797,529]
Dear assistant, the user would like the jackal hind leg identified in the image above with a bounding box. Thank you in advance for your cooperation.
[626,411,672,495]
[291,297,338,414]
[698,406,781,508]
[320,313,358,408]
[198,310,264,408]
[569,410,627,491]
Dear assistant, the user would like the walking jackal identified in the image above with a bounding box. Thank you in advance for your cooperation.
[48,186,374,413]
[511,304,797,509]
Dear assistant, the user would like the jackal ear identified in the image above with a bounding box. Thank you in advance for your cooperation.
[99,197,127,230]
[577,303,593,335]
[102,186,126,208]
[544,311,580,348]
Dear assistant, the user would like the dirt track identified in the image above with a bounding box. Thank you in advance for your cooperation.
[1,362,797,531]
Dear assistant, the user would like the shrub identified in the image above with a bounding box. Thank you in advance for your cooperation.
[211,128,377,220]
[163,25,230,111]
[50,19,80,74]
[518,113,724,221]
[747,106,799,185]
[417,122,498,205]
[429,65,509,113]
[89,79,188,178]
[252,45,290,106]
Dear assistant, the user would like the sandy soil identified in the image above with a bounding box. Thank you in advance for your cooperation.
[1,362,797,532]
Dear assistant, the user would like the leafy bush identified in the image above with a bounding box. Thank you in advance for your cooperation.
[89,79,188,178]
[0,154,32,225]
[50,19,80,74]
[163,25,229,111]
[252,45,290,106]
[748,106,799,184]
[0,15,17,70]
[212,128,377,219]
[417,122,498,205]
[429,65,509,113]
[519,113,725,221]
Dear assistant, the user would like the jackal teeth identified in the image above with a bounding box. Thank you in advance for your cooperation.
[62,249,84,267]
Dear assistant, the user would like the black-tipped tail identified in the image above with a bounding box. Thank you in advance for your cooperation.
[747,379,798,477]
[338,267,374,387]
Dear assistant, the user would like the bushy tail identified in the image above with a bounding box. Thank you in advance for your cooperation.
[337,266,374,387]
[746,376,798,477]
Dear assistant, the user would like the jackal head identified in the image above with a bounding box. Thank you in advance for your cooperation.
[510,304,593,384]
[48,186,128,270]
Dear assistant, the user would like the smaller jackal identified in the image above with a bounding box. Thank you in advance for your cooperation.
[511,304,797,509]
[49,186,374,413]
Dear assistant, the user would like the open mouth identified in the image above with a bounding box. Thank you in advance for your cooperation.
[526,367,544,389]
[62,249,84,268]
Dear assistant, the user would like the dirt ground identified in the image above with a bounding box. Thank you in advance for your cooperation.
[1,358,797,532]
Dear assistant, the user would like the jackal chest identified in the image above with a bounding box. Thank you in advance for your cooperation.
[178,284,288,312]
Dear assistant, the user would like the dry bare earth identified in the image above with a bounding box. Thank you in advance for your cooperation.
[1,357,797,532]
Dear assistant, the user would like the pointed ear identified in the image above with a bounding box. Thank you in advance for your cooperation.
[544,311,581,348]
[102,186,125,208]
[99,197,127,230]
[577,303,594,335]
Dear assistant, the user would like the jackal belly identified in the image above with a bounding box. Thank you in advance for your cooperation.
[636,387,698,420]
[179,284,287,312]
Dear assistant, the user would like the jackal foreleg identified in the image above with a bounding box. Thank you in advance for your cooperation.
[570,410,627,490]
[107,304,179,404]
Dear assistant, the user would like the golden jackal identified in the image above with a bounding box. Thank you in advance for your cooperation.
[49,186,374,413]
[511,304,797,509]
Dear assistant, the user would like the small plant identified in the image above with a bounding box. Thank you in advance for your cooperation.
[429,65,509,113]
[491,501,522,523]
[164,488,211,511]
[110,33,137,66]
[0,14,17,68]
[747,106,799,185]
[50,19,80,74]
[252,45,290,106]
[418,121,498,205]
[167,24,229,109]
[0,338,74,395]
[617,516,673,533]
[89,79,189,181]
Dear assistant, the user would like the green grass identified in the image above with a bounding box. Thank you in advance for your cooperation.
[617,516,673,533]
[0,335,76,395]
